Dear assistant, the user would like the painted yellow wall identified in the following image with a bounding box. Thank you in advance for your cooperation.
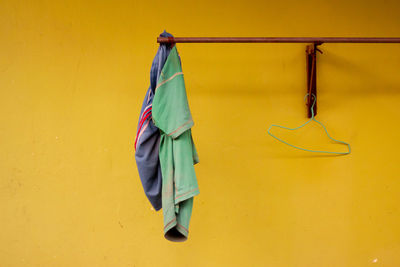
[1,0,400,266]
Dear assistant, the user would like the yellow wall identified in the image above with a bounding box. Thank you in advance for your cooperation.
[1,0,400,266]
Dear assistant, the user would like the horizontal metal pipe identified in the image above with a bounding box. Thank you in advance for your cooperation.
[157,37,400,43]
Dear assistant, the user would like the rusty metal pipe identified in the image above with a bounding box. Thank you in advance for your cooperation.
[157,37,400,43]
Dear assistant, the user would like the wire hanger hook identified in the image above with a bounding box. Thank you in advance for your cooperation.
[267,93,351,155]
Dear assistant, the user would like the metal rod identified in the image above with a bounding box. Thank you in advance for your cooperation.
[306,44,317,118]
[158,37,400,43]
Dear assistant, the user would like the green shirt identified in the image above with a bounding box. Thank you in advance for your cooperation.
[152,46,200,242]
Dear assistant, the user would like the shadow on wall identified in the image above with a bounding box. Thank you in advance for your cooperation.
[184,45,400,97]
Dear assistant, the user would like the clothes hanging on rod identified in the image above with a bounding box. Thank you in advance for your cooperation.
[135,31,200,242]
[134,32,390,240]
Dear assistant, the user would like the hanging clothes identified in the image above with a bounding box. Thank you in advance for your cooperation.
[135,31,174,211]
[135,31,200,241]
[152,46,200,242]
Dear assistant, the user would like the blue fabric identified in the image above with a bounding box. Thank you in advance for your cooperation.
[135,30,174,210]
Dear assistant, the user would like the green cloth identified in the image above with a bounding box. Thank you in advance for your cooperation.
[152,46,200,242]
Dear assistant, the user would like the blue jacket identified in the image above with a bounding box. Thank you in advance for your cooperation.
[135,31,174,210]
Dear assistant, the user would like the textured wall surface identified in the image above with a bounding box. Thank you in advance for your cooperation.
[1,0,400,266]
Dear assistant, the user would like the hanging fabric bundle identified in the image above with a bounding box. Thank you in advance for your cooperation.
[135,31,200,242]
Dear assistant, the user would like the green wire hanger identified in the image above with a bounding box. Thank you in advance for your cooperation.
[267,93,351,155]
